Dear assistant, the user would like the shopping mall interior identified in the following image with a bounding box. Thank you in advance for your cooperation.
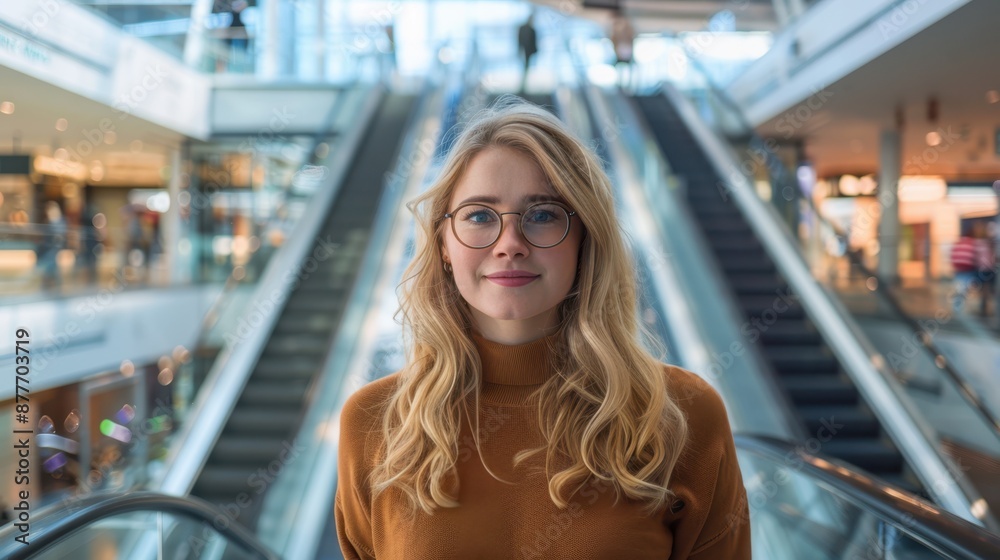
[1,0,1000,557]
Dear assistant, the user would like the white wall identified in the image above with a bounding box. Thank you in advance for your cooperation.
[0,284,221,400]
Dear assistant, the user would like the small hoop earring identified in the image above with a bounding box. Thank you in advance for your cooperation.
[443,261,453,273]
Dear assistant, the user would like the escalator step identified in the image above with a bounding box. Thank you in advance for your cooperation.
[254,359,319,378]
[689,205,733,218]
[264,334,330,356]
[701,221,755,234]
[193,466,259,497]
[226,409,301,435]
[764,346,838,373]
[728,273,786,293]
[240,380,311,405]
[736,295,804,318]
[783,375,858,405]
[720,258,777,275]
[211,436,292,464]
[758,322,824,345]
[710,237,768,254]
[275,312,339,333]
[285,298,345,313]
[798,405,880,438]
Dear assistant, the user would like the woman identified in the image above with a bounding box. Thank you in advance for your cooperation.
[335,100,751,558]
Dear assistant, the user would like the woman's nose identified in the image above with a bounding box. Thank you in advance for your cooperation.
[493,214,530,255]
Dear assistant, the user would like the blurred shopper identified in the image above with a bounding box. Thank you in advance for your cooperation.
[950,225,977,312]
[975,222,996,317]
[77,201,102,284]
[226,0,249,71]
[335,101,751,558]
[993,181,1000,327]
[611,11,636,90]
[36,201,66,289]
[517,13,537,94]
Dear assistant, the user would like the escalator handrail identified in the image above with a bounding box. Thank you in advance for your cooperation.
[736,434,1000,558]
[0,491,279,560]
[668,45,1000,441]
[154,85,387,496]
[659,76,987,526]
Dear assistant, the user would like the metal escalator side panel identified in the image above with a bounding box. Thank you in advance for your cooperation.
[190,93,419,532]
[635,89,987,527]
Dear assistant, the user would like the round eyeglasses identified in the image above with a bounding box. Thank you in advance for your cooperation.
[443,201,577,249]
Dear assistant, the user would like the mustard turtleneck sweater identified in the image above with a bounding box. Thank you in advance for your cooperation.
[335,332,751,559]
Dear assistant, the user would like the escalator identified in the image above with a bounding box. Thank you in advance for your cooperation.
[634,94,925,496]
[190,93,418,530]
[5,437,998,559]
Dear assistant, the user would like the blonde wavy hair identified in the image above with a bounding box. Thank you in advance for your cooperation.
[370,98,689,516]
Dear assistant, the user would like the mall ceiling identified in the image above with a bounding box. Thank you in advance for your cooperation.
[537,0,782,32]
[754,0,1000,180]
[0,66,184,185]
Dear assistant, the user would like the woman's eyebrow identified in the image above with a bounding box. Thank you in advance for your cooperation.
[457,194,567,206]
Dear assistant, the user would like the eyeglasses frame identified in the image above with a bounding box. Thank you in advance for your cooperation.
[442,200,578,249]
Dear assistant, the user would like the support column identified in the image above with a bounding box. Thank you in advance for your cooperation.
[163,146,188,284]
[878,129,901,284]
[258,0,295,79]
[183,0,214,70]
[316,0,326,80]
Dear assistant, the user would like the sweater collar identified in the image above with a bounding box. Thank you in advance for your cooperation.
[471,330,559,386]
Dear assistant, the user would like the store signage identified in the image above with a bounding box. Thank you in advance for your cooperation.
[0,155,31,175]
[33,155,88,181]
[0,25,50,65]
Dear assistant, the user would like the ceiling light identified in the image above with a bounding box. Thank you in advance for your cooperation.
[55,118,68,131]
[0,101,14,114]
[925,131,942,146]
[987,90,1000,104]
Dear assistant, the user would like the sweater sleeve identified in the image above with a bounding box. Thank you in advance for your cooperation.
[335,381,388,560]
[688,403,751,558]
[665,366,752,559]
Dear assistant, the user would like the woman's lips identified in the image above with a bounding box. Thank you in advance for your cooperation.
[485,275,539,287]
[486,270,539,288]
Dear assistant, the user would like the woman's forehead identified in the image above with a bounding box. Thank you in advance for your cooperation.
[450,147,559,205]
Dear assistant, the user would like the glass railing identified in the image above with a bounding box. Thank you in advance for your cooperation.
[0,492,279,559]
[736,435,1000,559]
[654,45,1000,530]
[0,222,173,299]
[168,84,372,440]
[7,440,998,560]
[0,86,375,523]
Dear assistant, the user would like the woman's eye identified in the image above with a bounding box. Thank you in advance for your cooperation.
[527,211,555,223]
[462,210,493,224]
